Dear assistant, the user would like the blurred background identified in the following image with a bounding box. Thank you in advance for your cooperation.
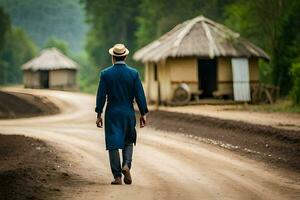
[0,0,299,110]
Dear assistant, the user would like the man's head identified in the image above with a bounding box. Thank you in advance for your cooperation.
[109,43,129,64]
[112,55,126,63]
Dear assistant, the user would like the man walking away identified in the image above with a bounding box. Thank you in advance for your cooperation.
[95,43,149,185]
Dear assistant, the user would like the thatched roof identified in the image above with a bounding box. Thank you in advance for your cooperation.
[22,48,78,71]
[134,16,269,63]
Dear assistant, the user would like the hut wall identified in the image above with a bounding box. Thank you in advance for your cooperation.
[23,70,40,88]
[145,58,198,104]
[49,69,76,90]
[168,57,198,95]
[144,62,150,99]
[249,58,259,87]
[145,62,159,103]
[216,57,233,96]
[158,60,172,103]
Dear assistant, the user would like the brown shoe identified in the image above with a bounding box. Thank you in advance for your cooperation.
[121,165,132,185]
[111,177,122,185]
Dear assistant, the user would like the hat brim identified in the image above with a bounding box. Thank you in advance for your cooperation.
[109,48,129,57]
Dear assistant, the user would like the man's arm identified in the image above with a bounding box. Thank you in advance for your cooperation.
[134,72,149,128]
[95,72,107,128]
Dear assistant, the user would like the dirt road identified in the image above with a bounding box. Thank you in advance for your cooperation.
[0,89,299,200]
[159,105,300,131]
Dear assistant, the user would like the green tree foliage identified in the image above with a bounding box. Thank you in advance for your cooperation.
[44,37,70,56]
[83,0,140,67]
[0,7,10,50]
[0,27,37,84]
[136,0,233,48]
[0,0,87,52]
[224,0,300,95]
[81,0,142,92]
[0,6,11,84]
[73,52,98,93]
[290,62,300,104]
[83,0,235,64]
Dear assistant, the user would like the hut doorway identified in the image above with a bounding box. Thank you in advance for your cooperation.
[40,70,49,88]
[198,58,217,97]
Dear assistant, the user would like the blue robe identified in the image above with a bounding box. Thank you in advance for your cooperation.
[95,63,149,150]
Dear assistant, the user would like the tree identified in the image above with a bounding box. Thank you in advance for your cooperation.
[290,62,300,105]
[0,27,37,84]
[73,51,98,93]
[224,0,300,95]
[136,0,233,48]
[0,6,10,50]
[0,0,87,52]
[83,0,140,67]
[0,6,11,84]
[44,37,70,56]
[80,0,142,93]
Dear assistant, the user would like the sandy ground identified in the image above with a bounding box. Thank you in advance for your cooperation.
[0,88,299,200]
[158,104,300,131]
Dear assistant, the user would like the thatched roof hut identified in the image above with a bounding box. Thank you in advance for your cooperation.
[134,16,269,62]
[22,48,78,90]
[134,16,269,104]
[22,48,78,71]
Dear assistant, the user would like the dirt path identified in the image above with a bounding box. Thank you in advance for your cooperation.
[0,89,299,200]
[159,105,300,131]
[148,111,300,171]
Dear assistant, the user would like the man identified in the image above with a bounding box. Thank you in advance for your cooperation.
[95,43,148,185]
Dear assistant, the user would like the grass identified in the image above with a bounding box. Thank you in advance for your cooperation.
[235,99,300,114]
[79,84,98,94]
[0,84,23,89]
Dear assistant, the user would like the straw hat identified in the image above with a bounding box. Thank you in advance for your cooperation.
[109,43,129,57]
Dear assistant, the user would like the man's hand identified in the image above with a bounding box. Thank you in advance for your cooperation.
[96,116,103,128]
[140,115,146,128]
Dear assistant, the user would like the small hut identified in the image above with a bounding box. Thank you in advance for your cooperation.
[22,48,78,90]
[133,16,269,105]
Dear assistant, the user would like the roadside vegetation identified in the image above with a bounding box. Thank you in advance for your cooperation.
[237,99,300,114]
[290,62,300,105]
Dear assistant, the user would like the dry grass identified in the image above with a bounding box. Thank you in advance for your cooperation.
[235,99,300,113]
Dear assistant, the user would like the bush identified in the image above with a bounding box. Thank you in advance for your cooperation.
[290,62,300,105]
[72,52,99,94]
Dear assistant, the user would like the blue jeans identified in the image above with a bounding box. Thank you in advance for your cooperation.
[109,143,133,178]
